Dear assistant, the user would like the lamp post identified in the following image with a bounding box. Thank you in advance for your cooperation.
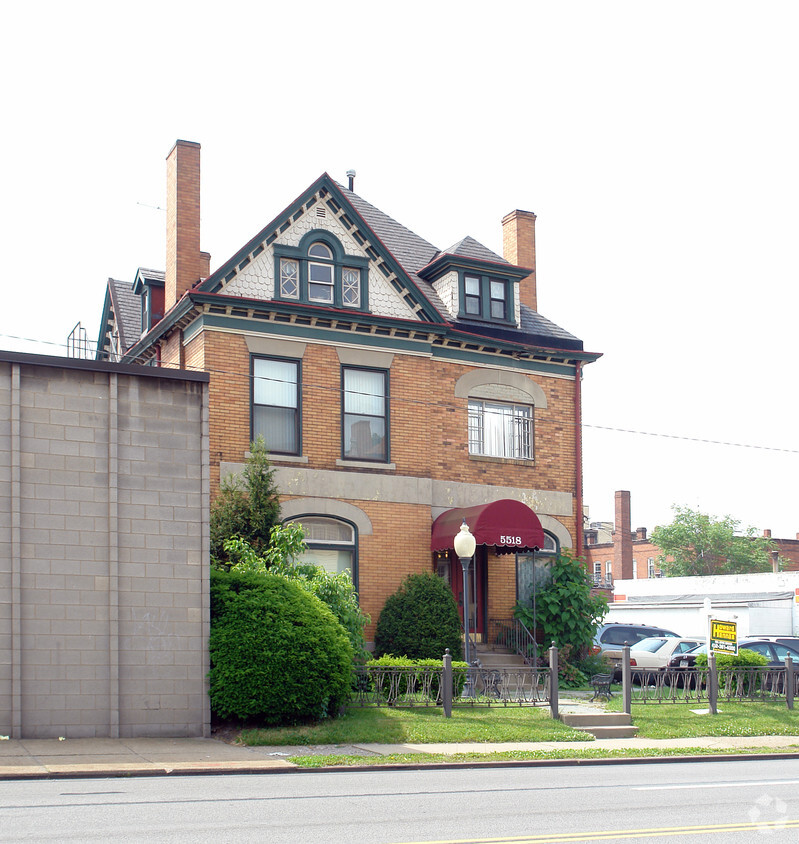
[453,520,477,675]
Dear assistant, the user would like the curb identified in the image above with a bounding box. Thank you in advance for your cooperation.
[4,750,799,781]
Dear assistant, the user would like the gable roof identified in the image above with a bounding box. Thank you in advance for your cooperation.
[119,172,597,362]
[95,277,142,359]
[439,235,508,265]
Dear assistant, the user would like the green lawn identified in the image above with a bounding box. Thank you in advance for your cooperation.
[240,705,588,746]
[609,700,799,739]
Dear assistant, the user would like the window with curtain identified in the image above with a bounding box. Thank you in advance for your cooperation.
[342,367,388,461]
[468,400,533,459]
[252,356,300,454]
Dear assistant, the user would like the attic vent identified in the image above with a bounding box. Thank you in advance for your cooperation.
[316,206,326,218]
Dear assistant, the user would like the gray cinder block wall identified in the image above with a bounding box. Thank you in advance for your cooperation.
[0,352,210,738]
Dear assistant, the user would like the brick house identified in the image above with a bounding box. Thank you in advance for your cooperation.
[96,140,601,645]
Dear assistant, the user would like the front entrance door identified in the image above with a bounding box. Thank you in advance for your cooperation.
[437,547,487,642]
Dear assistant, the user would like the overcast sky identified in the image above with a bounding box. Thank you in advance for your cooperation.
[2,1,797,538]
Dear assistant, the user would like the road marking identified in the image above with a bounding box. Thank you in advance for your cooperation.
[393,818,799,843]
[635,778,799,791]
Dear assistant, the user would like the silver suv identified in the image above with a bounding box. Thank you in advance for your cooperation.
[593,622,680,654]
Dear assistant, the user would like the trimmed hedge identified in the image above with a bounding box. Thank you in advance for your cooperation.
[374,573,463,660]
[363,655,469,701]
[209,568,353,724]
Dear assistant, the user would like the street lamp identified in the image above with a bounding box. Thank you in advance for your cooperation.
[453,520,477,673]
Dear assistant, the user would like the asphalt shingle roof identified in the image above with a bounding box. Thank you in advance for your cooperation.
[108,278,141,351]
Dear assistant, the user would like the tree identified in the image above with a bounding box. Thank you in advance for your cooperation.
[210,436,281,563]
[374,573,463,661]
[514,550,607,658]
[651,505,778,576]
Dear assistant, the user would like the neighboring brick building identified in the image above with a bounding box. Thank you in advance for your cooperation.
[96,140,601,645]
[583,490,799,587]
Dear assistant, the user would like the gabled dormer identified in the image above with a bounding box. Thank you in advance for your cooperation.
[417,236,532,329]
[131,268,166,335]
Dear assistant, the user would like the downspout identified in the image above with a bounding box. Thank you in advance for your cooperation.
[574,361,584,559]
[155,343,162,367]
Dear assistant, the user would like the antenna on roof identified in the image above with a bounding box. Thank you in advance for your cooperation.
[346,169,356,191]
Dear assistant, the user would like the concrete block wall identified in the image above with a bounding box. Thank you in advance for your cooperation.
[0,352,209,739]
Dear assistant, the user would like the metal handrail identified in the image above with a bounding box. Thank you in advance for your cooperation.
[488,617,539,665]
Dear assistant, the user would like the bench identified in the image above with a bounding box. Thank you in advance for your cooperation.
[590,673,613,700]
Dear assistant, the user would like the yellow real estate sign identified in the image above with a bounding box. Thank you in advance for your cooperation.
[710,619,738,655]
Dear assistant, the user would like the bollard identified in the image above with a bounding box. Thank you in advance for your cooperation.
[549,642,559,720]
[442,649,453,718]
[622,644,631,716]
[708,651,718,715]
[786,655,794,711]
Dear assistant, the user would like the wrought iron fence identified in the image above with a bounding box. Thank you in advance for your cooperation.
[350,663,552,710]
[621,650,797,711]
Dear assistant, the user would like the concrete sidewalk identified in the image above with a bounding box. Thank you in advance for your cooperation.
[2,733,799,779]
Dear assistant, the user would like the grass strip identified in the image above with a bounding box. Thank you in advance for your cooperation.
[240,705,587,746]
[288,745,799,768]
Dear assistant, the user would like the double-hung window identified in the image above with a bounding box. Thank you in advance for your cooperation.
[252,357,300,454]
[468,400,532,459]
[342,367,388,462]
[460,273,512,324]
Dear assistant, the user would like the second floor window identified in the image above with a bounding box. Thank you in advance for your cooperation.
[252,357,300,454]
[342,367,388,462]
[468,400,533,459]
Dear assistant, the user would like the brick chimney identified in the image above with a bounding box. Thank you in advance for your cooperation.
[613,490,633,580]
[501,209,537,312]
[165,140,209,311]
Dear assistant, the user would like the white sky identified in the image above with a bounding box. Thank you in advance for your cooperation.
[2,1,797,538]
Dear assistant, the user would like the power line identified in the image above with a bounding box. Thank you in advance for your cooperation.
[2,332,797,455]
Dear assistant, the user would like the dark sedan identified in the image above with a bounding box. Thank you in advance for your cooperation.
[667,639,799,669]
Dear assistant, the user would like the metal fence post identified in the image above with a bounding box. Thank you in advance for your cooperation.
[622,644,631,716]
[786,655,794,711]
[442,649,453,718]
[549,642,559,720]
[708,651,718,715]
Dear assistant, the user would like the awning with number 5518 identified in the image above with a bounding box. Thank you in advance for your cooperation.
[431,499,545,554]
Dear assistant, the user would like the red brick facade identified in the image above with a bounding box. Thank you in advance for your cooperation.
[98,141,600,644]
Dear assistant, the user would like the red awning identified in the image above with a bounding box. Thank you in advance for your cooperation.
[431,499,545,554]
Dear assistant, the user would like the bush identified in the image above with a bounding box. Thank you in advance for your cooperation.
[374,573,463,661]
[209,568,353,724]
[514,550,607,659]
[223,535,371,663]
[695,649,768,669]
[364,655,469,701]
[575,650,612,679]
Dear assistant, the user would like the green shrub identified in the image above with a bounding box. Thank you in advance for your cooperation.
[374,573,463,661]
[695,648,768,668]
[209,568,353,724]
[576,650,613,678]
[364,655,468,701]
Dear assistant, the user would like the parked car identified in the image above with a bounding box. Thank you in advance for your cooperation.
[667,639,799,670]
[593,622,680,655]
[603,635,701,681]
[742,635,799,651]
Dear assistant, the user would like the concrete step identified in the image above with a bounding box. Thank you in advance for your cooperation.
[560,711,638,739]
[560,713,632,727]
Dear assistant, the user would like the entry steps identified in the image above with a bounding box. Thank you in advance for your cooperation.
[559,712,639,739]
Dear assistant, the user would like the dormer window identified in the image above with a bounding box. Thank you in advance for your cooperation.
[275,231,369,311]
[459,273,512,324]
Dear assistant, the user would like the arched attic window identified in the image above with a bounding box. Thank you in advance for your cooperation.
[276,231,368,310]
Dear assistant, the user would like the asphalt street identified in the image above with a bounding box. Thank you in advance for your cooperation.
[1,757,798,843]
